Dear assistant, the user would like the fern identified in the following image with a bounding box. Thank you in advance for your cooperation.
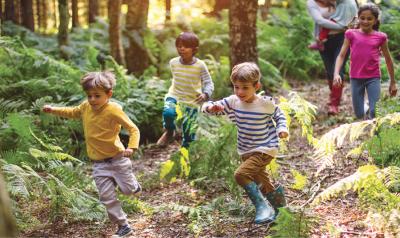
[313,112,400,173]
[279,91,318,145]
[311,165,400,208]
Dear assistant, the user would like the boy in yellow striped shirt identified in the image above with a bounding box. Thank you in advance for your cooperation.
[157,32,214,147]
[43,71,140,238]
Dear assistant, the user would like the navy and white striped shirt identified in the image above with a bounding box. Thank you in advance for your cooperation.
[202,95,288,157]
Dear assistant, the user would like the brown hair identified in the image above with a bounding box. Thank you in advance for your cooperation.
[175,32,199,54]
[358,3,381,30]
[80,71,116,92]
[230,62,261,86]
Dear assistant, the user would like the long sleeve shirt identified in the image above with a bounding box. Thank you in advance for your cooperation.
[166,57,214,107]
[330,0,357,27]
[50,101,140,160]
[307,0,344,38]
[202,95,288,157]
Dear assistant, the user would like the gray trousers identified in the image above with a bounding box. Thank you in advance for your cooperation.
[92,157,141,226]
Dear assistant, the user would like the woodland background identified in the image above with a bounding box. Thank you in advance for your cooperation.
[0,0,399,237]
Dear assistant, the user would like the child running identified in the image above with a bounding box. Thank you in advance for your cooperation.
[202,62,289,224]
[43,71,141,238]
[333,3,397,119]
[157,32,214,148]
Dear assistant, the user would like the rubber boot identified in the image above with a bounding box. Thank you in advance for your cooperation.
[156,129,174,147]
[244,182,275,224]
[328,81,343,115]
[265,185,286,215]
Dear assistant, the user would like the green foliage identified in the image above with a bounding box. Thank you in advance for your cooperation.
[267,208,317,238]
[290,169,308,191]
[313,112,400,173]
[258,5,322,81]
[364,127,400,167]
[204,55,232,99]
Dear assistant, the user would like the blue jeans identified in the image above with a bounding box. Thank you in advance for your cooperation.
[350,78,381,119]
[162,97,198,148]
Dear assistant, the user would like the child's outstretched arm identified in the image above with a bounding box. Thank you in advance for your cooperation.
[381,41,397,97]
[201,99,231,116]
[42,104,82,118]
[333,38,350,86]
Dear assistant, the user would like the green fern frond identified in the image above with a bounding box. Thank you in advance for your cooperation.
[30,128,62,152]
[279,91,318,145]
[0,99,26,118]
[313,113,400,174]
[311,165,379,205]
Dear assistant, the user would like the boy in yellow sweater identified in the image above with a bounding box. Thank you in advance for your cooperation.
[43,71,140,238]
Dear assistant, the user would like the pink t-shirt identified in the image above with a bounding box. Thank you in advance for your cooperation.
[345,29,388,79]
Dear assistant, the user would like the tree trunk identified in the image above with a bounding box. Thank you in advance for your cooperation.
[125,0,150,75]
[58,0,69,59]
[108,0,125,66]
[36,0,41,32]
[0,173,17,238]
[4,0,15,22]
[52,0,58,29]
[0,0,3,22]
[229,0,258,68]
[71,0,79,27]
[260,0,272,21]
[40,0,47,30]
[165,0,171,22]
[21,0,35,31]
[88,0,98,24]
[14,0,21,24]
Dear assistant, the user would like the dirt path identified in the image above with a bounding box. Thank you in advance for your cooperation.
[25,80,372,237]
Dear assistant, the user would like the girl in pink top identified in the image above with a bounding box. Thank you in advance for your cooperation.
[333,3,397,119]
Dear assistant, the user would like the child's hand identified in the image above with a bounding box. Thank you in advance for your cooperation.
[123,148,136,157]
[42,105,53,113]
[333,74,342,86]
[389,81,398,97]
[195,93,207,104]
[208,104,224,112]
[278,131,289,139]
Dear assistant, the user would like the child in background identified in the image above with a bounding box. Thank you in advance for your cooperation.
[334,3,397,119]
[309,0,358,51]
[202,62,289,224]
[157,32,214,148]
[43,72,141,238]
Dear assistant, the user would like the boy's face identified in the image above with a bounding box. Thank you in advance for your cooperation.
[176,43,195,62]
[86,88,112,111]
[233,81,260,103]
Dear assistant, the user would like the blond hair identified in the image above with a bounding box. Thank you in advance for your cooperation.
[80,71,116,92]
[230,62,261,85]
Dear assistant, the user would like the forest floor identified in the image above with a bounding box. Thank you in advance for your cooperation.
[22,79,379,238]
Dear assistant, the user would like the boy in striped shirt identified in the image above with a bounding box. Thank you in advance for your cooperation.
[202,62,288,224]
[157,32,214,147]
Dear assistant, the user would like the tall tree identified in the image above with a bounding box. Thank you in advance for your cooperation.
[15,0,21,24]
[40,0,47,30]
[71,0,79,27]
[165,0,171,22]
[88,0,98,24]
[4,0,16,23]
[21,0,35,31]
[125,0,150,75]
[58,0,69,59]
[229,0,258,68]
[107,0,125,65]
[0,0,3,22]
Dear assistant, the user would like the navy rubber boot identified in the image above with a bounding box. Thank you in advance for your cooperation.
[265,184,287,215]
[244,182,275,224]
